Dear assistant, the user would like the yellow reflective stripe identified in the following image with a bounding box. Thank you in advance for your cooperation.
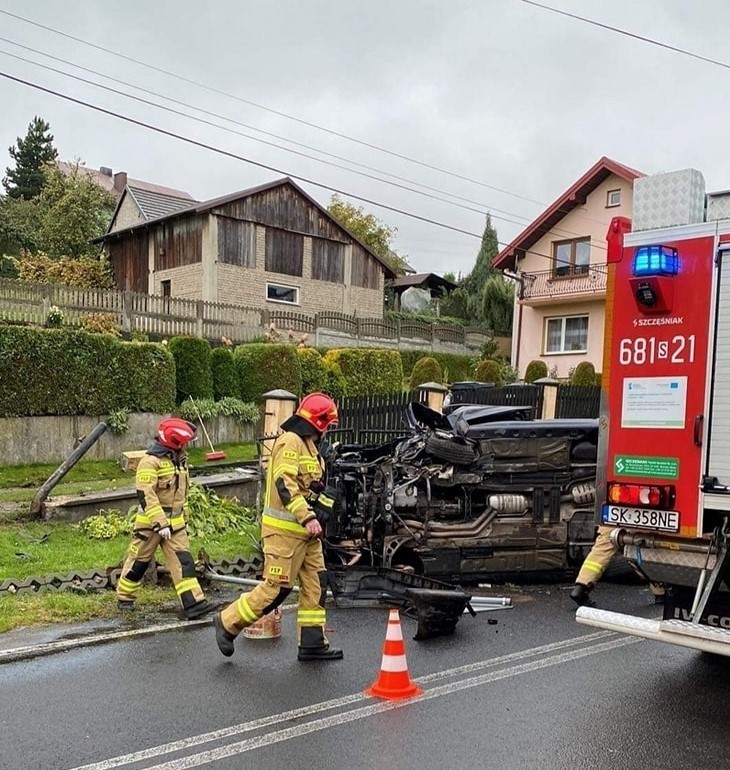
[175,578,199,596]
[236,595,259,623]
[118,577,141,593]
[297,609,326,625]
[262,513,308,534]
[146,504,164,518]
[157,469,175,478]
[134,513,153,526]
[273,462,298,476]
[286,496,308,513]
[169,516,185,528]
[582,560,605,574]
[317,496,334,509]
[137,471,157,483]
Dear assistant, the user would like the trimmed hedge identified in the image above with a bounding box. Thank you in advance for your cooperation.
[234,343,302,402]
[524,359,548,383]
[399,349,474,383]
[211,348,239,401]
[168,336,213,403]
[323,348,404,396]
[571,361,596,386]
[474,359,503,387]
[297,348,329,395]
[0,325,175,416]
[409,356,443,390]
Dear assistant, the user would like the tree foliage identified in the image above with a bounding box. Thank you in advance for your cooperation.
[463,214,499,309]
[0,196,42,255]
[481,275,514,334]
[327,194,407,275]
[36,162,115,259]
[3,116,58,200]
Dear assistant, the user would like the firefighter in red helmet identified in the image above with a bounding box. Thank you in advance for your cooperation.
[213,392,344,661]
[116,417,213,620]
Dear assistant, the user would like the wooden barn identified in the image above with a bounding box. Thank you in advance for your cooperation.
[96,178,396,318]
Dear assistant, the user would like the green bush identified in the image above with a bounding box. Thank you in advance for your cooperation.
[178,396,259,425]
[409,356,443,390]
[210,348,238,401]
[595,371,603,387]
[474,358,503,387]
[234,343,302,402]
[571,361,596,386]
[0,326,175,416]
[297,348,329,395]
[399,349,474,383]
[323,348,404,396]
[524,359,548,383]
[168,336,213,403]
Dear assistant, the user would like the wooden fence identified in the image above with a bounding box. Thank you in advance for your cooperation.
[0,278,494,352]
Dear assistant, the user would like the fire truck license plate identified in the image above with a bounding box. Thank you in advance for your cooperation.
[601,505,680,533]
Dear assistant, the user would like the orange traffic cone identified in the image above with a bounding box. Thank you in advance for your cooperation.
[365,609,424,701]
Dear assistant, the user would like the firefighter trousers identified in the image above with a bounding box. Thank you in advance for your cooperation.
[576,525,664,596]
[116,528,207,612]
[220,531,329,647]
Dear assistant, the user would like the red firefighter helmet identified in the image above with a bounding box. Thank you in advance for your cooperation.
[296,392,339,433]
[157,418,197,451]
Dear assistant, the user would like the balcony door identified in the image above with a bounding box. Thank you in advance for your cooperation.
[553,237,590,277]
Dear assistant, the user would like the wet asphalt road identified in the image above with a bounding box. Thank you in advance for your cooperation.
[0,581,728,770]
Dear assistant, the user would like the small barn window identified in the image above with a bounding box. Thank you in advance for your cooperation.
[266,282,300,305]
[265,229,303,276]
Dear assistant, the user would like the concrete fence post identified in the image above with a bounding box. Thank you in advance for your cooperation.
[416,381,449,413]
[535,378,560,420]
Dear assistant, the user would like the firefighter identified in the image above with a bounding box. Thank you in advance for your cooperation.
[213,392,344,661]
[116,417,213,620]
[571,525,665,607]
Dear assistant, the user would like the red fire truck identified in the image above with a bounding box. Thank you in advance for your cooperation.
[576,168,730,656]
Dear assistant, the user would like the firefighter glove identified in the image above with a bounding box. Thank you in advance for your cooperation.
[158,526,172,540]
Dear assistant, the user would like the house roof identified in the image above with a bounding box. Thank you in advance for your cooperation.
[57,161,193,201]
[492,156,644,270]
[96,176,396,277]
[127,185,196,220]
[387,272,457,294]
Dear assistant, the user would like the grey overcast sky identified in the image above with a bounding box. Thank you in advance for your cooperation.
[1,0,729,276]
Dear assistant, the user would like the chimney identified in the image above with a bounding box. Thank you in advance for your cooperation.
[113,171,128,192]
[100,166,113,177]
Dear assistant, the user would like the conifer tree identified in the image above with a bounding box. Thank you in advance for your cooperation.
[3,116,58,200]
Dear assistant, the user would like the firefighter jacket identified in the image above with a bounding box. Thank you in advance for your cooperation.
[134,443,190,532]
[262,419,323,540]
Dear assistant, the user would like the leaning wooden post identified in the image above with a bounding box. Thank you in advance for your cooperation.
[416,381,448,413]
[536,377,560,420]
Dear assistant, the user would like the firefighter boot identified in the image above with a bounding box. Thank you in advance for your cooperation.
[297,626,344,661]
[183,599,215,620]
[214,612,237,657]
[570,583,596,608]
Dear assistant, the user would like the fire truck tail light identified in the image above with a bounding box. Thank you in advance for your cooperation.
[632,245,679,277]
[607,482,676,509]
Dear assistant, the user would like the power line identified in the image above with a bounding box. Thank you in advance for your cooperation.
[0,7,551,208]
[0,67,576,268]
[517,0,730,71]
[0,36,610,247]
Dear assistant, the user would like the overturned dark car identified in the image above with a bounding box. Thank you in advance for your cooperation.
[322,401,599,585]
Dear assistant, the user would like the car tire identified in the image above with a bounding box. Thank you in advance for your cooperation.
[424,434,477,465]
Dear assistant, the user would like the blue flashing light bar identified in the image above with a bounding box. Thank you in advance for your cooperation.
[632,245,679,277]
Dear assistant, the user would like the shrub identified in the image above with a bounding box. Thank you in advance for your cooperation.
[297,348,329,395]
[474,358,503,386]
[178,396,259,425]
[399,349,474,383]
[78,509,133,539]
[524,359,548,383]
[0,326,175,416]
[210,348,239,401]
[323,348,403,396]
[185,483,260,547]
[234,343,302,402]
[17,253,115,288]
[572,361,597,386]
[131,329,149,343]
[168,336,213,403]
[45,304,63,328]
[409,356,443,390]
[595,371,603,387]
[79,312,122,337]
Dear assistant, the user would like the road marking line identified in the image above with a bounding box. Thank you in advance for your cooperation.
[66,630,616,770]
[130,637,642,770]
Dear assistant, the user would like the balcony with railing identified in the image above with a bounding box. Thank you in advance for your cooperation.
[519,264,607,304]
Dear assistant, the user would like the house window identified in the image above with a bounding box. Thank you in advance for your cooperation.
[266,282,300,305]
[545,315,589,354]
[606,189,621,208]
[553,238,590,277]
[161,280,171,298]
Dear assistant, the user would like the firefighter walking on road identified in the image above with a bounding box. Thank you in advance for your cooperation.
[116,418,213,620]
[571,525,665,607]
[213,392,343,661]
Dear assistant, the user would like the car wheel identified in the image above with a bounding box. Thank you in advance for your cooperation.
[424,434,477,465]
